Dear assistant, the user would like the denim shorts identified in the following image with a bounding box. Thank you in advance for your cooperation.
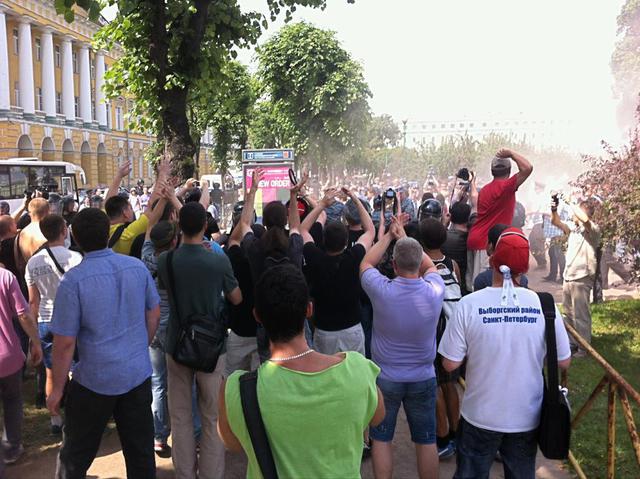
[369,376,437,444]
[38,322,54,369]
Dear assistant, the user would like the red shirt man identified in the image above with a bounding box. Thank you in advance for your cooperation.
[466,149,533,289]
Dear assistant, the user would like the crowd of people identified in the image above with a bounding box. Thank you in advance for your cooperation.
[0,146,611,479]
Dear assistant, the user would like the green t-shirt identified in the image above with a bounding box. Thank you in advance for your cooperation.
[157,243,238,355]
[226,352,380,479]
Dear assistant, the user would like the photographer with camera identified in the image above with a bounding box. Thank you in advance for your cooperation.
[551,195,601,357]
[466,149,533,289]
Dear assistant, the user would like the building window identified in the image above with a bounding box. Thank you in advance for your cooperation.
[73,52,78,74]
[74,96,79,117]
[432,124,436,129]
[441,124,445,128]
[90,63,95,80]
[54,45,61,67]
[470,123,474,127]
[56,92,61,114]
[36,87,42,111]
[106,101,111,128]
[91,89,96,120]
[35,38,41,61]
[450,124,455,128]
[459,123,464,128]
[115,106,123,130]
[12,29,18,55]
[13,82,19,107]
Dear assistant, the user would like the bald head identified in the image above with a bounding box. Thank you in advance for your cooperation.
[0,216,17,239]
[28,198,50,221]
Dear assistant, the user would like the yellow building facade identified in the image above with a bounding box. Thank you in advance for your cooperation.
[0,0,215,189]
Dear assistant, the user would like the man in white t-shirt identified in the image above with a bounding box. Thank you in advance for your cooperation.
[439,227,571,479]
[25,214,82,434]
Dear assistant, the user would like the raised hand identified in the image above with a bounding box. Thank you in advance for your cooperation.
[496,148,513,159]
[291,170,309,195]
[321,188,338,207]
[250,168,265,194]
[117,160,132,178]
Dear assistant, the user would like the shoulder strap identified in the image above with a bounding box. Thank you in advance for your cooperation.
[537,292,559,404]
[108,223,130,249]
[166,250,184,328]
[239,371,279,479]
[44,245,66,276]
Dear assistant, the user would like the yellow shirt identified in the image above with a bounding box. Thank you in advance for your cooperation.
[109,215,149,255]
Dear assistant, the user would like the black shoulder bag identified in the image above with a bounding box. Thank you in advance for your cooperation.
[166,250,227,372]
[108,222,130,249]
[240,371,279,479]
[44,245,66,275]
[537,292,571,459]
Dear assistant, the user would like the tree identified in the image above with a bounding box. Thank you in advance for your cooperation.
[577,133,640,280]
[368,114,401,149]
[57,0,345,180]
[189,60,256,172]
[611,0,640,128]
[252,22,371,170]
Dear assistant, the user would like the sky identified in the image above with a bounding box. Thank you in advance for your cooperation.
[104,0,628,152]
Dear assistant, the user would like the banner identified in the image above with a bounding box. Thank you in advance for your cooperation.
[244,165,292,219]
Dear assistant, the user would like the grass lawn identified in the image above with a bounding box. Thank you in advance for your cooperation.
[567,299,640,478]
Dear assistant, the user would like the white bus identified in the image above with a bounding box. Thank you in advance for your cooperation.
[0,158,87,212]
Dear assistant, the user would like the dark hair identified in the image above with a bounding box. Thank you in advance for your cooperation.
[160,201,175,221]
[263,201,287,229]
[419,218,447,250]
[254,264,309,343]
[404,220,420,241]
[71,208,110,252]
[184,188,202,203]
[39,214,66,242]
[421,192,434,202]
[105,196,130,220]
[179,202,207,237]
[260,201,288,258]
[488,223,509,248]
[324,221,348,253]
[450,202,471,225]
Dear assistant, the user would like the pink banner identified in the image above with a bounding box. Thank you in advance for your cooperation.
[244,166,292,216]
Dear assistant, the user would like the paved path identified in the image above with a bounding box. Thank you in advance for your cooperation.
[8,258,636,478]
[7,411,572,478]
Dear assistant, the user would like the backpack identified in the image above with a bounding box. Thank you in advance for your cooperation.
[434,256,462,342]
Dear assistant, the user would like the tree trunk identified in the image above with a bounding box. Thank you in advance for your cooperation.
[162,88,196,180]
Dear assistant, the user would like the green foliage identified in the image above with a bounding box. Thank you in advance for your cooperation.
[252,22,371,167]
[56,1,339,179]
[577,131,640,278]
[190,60,256,171]
[368,114,401,149]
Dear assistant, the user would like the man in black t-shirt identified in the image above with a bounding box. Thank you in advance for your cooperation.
[300,188,375,355]
[442,202,471,294]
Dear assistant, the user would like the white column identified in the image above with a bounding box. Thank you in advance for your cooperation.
[94,50,107,128]
[18,17,35,116]
[78,43,92,125]
[0,6,10,111]
[40,27,56,120]
[61,35,74,123]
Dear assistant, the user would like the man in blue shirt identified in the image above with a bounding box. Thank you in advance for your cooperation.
[47,208,160,479]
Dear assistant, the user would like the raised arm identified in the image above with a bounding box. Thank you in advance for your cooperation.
[360,228,392,275]
[11,196,28,222]
[344,188,375,250]
[551,198,571,235]
[238,169,264,239]
[106,161,132,202]
[288,172,308,236]
[199,179,210,210]
[300,188,337,244]
[496,148,533,188]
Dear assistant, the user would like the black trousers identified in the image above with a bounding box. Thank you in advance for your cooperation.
[56,378,155,479]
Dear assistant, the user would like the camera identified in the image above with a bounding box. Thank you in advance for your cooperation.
[384,188,396,200]
[24,189,33,200]
[456,168,470,182]
[194,181,200,188]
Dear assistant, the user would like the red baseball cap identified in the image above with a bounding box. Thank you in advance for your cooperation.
[490,227,530,275]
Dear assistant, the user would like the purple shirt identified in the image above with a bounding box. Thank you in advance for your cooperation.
[0,269,29,377]
[361,268,445,382]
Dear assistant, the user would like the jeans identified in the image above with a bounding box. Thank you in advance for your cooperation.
[454,417,537,479]
[370,376,437,444]
[1,370,23,459]
[56,378,155,479]
[149,345,170,443]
